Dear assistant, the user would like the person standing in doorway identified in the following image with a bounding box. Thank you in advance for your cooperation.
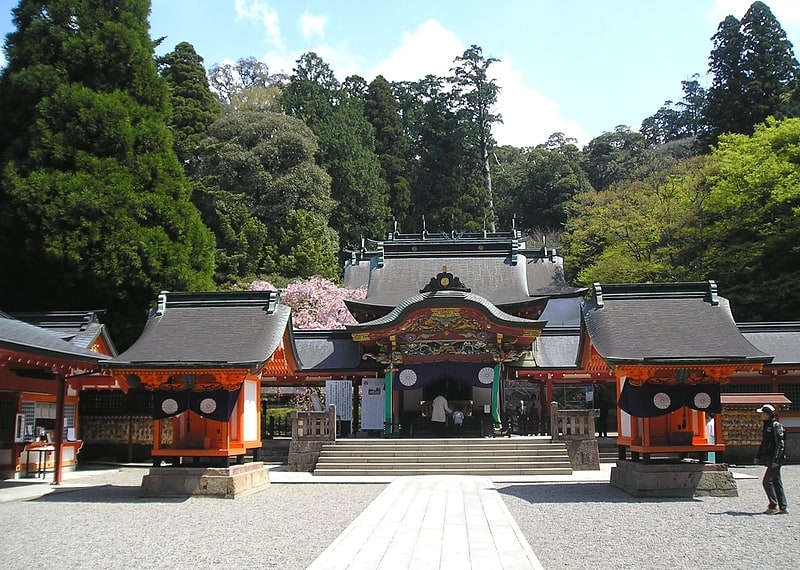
[431,393,451,436]
[754,404,788,515]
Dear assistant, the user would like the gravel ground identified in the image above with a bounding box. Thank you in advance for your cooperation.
[499,464,800,569]
[2,465,799,569]
[0,467,385,570]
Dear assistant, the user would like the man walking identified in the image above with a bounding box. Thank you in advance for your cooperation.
[754,404,788,515]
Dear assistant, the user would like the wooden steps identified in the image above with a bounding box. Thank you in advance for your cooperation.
[313,437,573,477]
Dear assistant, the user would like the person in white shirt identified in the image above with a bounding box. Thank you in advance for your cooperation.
[431,394,452,435]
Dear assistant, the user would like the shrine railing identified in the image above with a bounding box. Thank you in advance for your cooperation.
[550,402,598,441]
[290,405,337,442]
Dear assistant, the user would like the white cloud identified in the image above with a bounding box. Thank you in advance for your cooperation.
[369,19,463,81]
[246,15,587,147]
[369,20,586,147]
[299,11,327,39]
[489,60,589,148]
[234,0,284,51]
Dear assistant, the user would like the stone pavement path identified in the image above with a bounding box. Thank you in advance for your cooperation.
[307,475,542,570]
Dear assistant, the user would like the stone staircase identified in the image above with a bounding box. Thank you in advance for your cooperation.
[312,437,573,476]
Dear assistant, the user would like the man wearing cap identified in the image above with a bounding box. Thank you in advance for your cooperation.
[754,404,788,515]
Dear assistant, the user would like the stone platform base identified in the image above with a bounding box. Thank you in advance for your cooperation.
[610,460,737,498]
[141,462,269,499]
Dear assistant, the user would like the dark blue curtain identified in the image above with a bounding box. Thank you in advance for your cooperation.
[189,389,240,421]
[618,382,721,418]
[152,391,189,419]
[152,388,240,421]
[394,362,496,391]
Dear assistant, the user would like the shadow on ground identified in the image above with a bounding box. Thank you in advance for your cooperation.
[497,482,702,504]
[31,484,187,504]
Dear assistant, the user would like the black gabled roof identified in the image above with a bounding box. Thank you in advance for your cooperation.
[105,291,290,370]
[738,322,800,365]
[10,310,117,355]
[0,313,109,363]
[293,330,375,372]
[582,282,773,365]
[350,289,544,331]
[343,233,585,312]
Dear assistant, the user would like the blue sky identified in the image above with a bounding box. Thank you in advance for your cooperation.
[2,0,800,147]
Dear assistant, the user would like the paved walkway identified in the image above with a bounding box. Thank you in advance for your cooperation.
[1,463,759,570]
[307,475,543,570]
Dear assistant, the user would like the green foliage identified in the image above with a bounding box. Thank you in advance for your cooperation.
[283,53,390,247]
[195,108,335,284]
[276,210,340,280]
[494,133,590,233]
[314,102,391,247]
[0,0,215,346]
[157,41,220,171]
[702,3,800,145]
[365,75,412,230]
[693,117,800,319]
[563,155,710,286]
[582,126,653,191]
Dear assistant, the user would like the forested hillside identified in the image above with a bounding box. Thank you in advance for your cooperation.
[1,0,799,346]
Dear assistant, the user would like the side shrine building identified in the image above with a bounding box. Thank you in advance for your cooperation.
[3,230,800,477]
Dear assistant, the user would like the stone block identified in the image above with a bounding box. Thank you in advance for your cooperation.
[566,439,600,470]
[140,462,269,499]
[610,461,737,498]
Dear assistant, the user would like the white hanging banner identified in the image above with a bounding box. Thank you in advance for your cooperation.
[361,378,385,431]
[325,380,353,421]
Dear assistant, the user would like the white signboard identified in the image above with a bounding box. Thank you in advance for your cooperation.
[325,380,353,421]
[361,378,385,431]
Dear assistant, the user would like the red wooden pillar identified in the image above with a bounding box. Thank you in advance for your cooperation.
[53,374,66,485]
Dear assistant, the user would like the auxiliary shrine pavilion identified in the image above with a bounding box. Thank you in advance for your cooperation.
[2,229,799,477]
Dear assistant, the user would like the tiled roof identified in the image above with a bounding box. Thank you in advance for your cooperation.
[105,291,289,369]
[10,310,117,355]
[582,282,773,365]
[739,322,800,365]
[0,313,109,362]
[534,328,581,368]
[342,234,585,311]
[293,330,371,371]
[350,290,542,330]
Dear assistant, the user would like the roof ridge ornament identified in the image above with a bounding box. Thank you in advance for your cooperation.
[419,266,472,294]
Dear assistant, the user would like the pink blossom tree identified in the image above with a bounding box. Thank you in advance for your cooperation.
[250,277,365,329]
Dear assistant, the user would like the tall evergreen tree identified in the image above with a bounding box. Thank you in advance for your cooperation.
[282,52,390,246]
[365,76,411,230]
[0,0,215,345]
[157,41,220,174]
[703,3,799,145]
[703,15,747,142]
[740,1,800,127]
[451,45,502,231]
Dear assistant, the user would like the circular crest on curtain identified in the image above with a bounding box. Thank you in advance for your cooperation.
[693,391,712,409]
[161,398,179,415]
[399,368,418,387]
[199,398,218,414]
[653,392,672,410]
[478,367,494,384]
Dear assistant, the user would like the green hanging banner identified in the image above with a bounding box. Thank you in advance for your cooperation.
[384,368,393,435]
[491,363,501,429]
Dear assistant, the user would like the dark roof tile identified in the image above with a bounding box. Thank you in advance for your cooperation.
[106,291,289,369]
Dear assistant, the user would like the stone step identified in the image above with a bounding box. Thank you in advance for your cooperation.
[319,448,565,457]
[318,454,571,464]
[312,438,573,477]
[325,442,565,452]
[314,466,573,477]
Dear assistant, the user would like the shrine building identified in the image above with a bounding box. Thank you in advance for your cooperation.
[3,229,800,476]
